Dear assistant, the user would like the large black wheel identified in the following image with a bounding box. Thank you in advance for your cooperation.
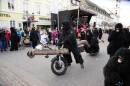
[84,46,90,53]
[51,57,67,76]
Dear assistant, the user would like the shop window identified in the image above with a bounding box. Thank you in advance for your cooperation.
[10,20,15,27]
[8,0,15,11]
[46,6,50,15]
[19,23,21,27]
[36,4,40,15]
[23,2,28,14]
[71,0,76,4]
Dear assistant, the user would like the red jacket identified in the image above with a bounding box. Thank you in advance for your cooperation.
[5,30,11,40]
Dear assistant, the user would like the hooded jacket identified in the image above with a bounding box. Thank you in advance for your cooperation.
[10,27,18,42]
[107,23,127,55]
[30,28,39,42]
[0,29,5,40]
[58,20,77,49]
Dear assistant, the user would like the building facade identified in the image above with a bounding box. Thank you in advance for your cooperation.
[103,6,118,29]
[0,0,70,30]
[84,0,113,29]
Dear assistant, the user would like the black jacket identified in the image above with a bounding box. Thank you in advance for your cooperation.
[30,28,39,42]
[86,30,93,44]
[58,20,84,64]
[58,20,77,49]
[93,29,99,37]
[0,29,5,40]
[107,30,127,55]
[99,28,103,36]
[10,27,18,42]
[123,28,130,48]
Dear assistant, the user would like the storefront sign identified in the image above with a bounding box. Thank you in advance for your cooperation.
[39,17,50,20]
[0,13,11,17]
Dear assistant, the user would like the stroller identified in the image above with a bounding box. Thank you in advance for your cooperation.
[23,36,30,45]
[84,30,99,55]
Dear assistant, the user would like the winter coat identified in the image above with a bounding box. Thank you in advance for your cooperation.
[86,30,93,44]
[30,28,39,42]
[10,27,18,42]
[40,34,48,43]
[107,30,127,56]
[99,28,103,36]
[16,29,21,37]
[93,29,99,38]
[5,30,11,40]
[0,29,5,40]
[58,20,84,64]
[123,28,130,48]
[51,30,58,40]
[58,21,77,50]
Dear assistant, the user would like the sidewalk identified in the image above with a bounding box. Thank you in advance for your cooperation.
[0,58,49,86]
[0,65,31,86]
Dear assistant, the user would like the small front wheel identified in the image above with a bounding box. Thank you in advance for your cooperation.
[51,57,67,76]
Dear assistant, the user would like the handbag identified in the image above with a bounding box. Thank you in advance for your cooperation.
[107,43,113,54]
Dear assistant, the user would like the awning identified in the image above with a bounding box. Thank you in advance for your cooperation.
[35,21,51,25]
[22,21,38,23]
[59,6,97,16]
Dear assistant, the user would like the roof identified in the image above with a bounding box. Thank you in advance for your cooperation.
[85,0,111,17]
[59,6,97,16]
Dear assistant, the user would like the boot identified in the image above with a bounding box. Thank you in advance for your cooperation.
[80,63,84,69]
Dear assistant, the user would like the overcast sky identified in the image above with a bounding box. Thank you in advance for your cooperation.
[89,0,130,27]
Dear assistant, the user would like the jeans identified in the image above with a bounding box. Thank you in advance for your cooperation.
[30,41,32,47]
[0,40,3,51]
[2,40,6,50]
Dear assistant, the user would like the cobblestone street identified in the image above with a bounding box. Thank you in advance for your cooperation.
[0,34,109,86]
[0,65,31,86]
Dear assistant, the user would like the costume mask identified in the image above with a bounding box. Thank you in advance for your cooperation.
[115,28,120,32]
[117,55,125,64]
[61,24,64,30]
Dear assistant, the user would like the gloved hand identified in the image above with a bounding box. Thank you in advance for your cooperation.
[57,42,63,49]
[64,40,69,45]
[58,46,61,49]
[115,82,124,86]
[61,42,64,44]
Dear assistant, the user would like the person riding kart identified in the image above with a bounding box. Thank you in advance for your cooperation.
[58,20,84,68]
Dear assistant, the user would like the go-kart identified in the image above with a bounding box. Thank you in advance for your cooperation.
[27,40,90,76]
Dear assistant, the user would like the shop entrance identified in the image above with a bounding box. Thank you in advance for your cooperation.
[23,22,30,29]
